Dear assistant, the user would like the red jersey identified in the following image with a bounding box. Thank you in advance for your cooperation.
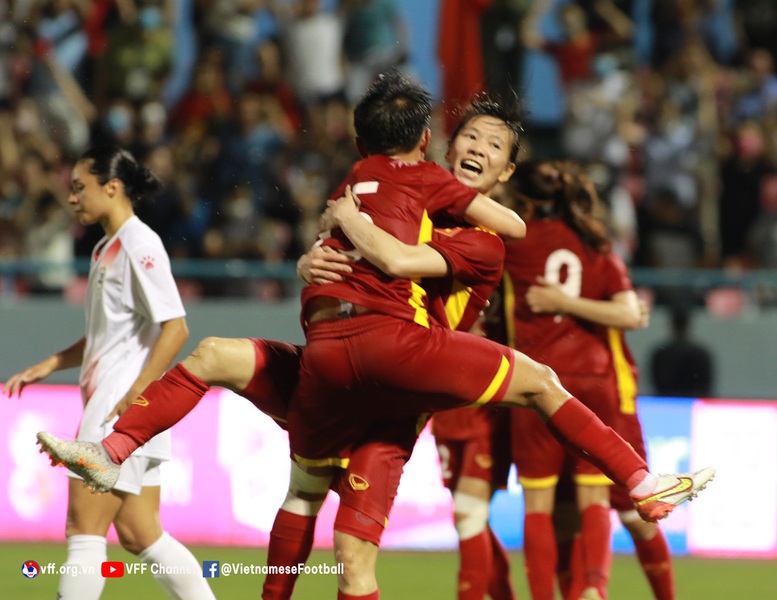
[426,227,506,441]
[501,219,633,376]
[425,226,505,332]
[301,155,479,328]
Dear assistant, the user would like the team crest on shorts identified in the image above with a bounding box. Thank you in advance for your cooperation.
[348,474,370,491]
[474,453,493,469]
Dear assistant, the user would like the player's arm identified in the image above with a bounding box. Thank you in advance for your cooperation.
[104,316,188,421]
[526,280,643,329]
[3,337,86,397]
[320,187,449,279]
[297,245,354,284]
[463,194,526,241]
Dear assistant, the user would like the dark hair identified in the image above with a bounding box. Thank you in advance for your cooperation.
[511,160,610,253]
[449,91,524,163]
[79,145,162,204]
[353,69,433,156]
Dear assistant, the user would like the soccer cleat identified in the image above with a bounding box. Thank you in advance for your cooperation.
[632,467,715,523]
[37,432,120,494]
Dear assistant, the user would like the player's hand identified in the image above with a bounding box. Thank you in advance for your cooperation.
[3,363,54,398]
[526,276,567,314]
[319,186,361,231]
[104,392,136,424]
[637,299,651,329]
[297,246,354,284]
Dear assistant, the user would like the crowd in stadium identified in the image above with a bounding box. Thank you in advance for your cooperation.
[1,0,776,300]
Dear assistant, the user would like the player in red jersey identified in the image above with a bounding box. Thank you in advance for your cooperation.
[496,161,677,600]
[428,131,520,600]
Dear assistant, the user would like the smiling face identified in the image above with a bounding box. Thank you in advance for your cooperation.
[68,160,115,227]
[446,115,516,195]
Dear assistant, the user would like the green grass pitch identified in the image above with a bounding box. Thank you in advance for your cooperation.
[3,543,775,598]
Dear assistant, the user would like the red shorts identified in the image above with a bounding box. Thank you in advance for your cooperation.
[287,314,515,465]
[240,339,302,427]
[240,336,426,545]
[435,407,511,490]
[333,415,421,545]
[512,373,618,488]
[433,405,497,441]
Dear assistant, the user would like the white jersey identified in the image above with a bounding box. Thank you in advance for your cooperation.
[77,216,185,460]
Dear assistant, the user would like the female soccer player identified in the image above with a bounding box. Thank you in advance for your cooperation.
[500,160,674,600]
[4,146,215,600]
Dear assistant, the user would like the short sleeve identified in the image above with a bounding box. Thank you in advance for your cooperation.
[126,237,186,324]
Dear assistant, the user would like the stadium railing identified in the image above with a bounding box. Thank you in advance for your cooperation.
[2,259,777,304]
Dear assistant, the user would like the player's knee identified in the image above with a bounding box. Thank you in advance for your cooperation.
[115,528,148,556]
[620,511,659,541]
[525,361,568,409]
[452,492,490,540]
[186,337,224,375]
[281,463,332,516]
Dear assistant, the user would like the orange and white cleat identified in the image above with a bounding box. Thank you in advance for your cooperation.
[632,467,716,522]
[37,432,120,494]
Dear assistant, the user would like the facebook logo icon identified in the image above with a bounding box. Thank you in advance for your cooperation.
[203,561,220,578]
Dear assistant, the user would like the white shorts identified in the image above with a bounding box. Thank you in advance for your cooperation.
[67,455,162,495]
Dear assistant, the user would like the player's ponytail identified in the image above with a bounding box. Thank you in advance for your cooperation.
[79,145,163,204]
[511,160,611,253]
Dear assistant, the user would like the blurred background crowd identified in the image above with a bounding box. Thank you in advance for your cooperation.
[1,0,777,303]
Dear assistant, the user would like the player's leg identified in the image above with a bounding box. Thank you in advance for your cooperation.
[619,513,675,600]
[512,407,565,600]
[58,477,122,599]
[331,417,419,599]
[611,413,675,600]
[453,475,497,600]
[111,459,216,599]
[263,462,333,600]
[103,337,263,463]
[333,531,379,599]
[552,478,581,600]
[522,486,558,600]
[500,350,714,521]
[39,338,301,492]
[568,483,612,600]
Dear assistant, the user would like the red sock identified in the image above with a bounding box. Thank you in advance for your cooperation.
[556,536,575,600]
[567,536,586,600]
[102,363,209,463]
[458,531,492,600]
[262,510,317,600]
[633,529,675,600]
[337,591,379,600]
[579,505,612,598]
[487,527,516,600]
[523,512,557,600]
[547,398,648,487]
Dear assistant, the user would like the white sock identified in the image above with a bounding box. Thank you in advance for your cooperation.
[58,535,107,600]
[629,473,659,497]
[138,531,216,600]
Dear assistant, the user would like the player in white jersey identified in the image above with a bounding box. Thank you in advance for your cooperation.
[3,146,215,600]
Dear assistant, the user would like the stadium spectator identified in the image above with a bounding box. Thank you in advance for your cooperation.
[6,146,214,600]
[274,0,346,138]
[649,307,714,397]
[718,120,775,268]
[340,0,408,105]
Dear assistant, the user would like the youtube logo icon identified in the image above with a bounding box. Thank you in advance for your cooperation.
[101,561,125,578]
